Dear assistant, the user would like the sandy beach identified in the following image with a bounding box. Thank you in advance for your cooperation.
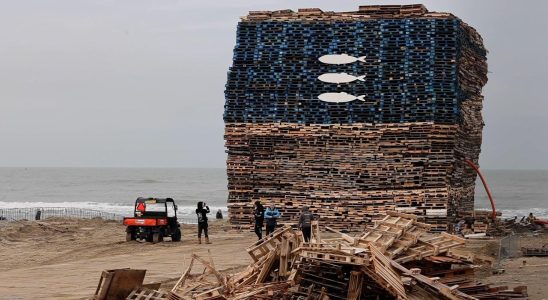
[1,218,548,299]
[0,219,255,299]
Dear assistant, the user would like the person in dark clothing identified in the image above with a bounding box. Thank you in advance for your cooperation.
[196,201,211,244]
[253,201,265,240]
[298,206,314,243]
[264,204,281,236]
[454,219,466,236]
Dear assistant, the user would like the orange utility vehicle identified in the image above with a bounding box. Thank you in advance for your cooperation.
[123,197,182,243]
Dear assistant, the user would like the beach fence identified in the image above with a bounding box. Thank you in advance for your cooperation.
[0,207,200,224]
[0,207,123,222]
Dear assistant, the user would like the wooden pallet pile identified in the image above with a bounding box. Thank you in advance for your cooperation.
[457,210,513,236]
[224,4,488,232]
[168,213,526,299]
[521,246,548,257]
[244,5,446,22]
[405,254,528,299]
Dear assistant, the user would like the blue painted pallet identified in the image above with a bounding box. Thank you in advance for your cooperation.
[225,17,485,125]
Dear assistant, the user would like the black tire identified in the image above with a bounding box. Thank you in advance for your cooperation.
[172,229,182,242]
[152,232,161,244]
[146,234,153,243]
[126,232,135,242]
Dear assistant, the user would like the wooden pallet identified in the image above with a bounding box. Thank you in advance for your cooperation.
[94,269,146,300]
[355,212,430,256]
[126,288,167,300]
[170,254,227,299]
[369,245,407,299]
[299,250,369,266]
[394,232,466,263]
[246,226,294,262]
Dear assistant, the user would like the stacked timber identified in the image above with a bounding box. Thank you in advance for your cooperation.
[458,210,511,236]
[224,4,488,231]
[168,212,527,299]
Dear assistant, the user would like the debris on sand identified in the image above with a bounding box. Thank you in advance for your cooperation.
[163,212,528,300]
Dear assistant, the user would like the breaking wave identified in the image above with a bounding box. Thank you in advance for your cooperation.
[0,201,228,221]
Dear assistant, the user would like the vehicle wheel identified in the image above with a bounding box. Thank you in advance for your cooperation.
[126,232,135,242]
[172,229,182,242]
[152,232,161,244]
[146,234,153,243]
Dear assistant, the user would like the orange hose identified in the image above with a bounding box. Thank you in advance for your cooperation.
[465,159,497,220]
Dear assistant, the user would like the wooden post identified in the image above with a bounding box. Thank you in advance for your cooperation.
[347,271,363,300]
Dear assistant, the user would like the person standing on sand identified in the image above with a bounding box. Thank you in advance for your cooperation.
[196,201,211,244]
[298,206,314,243]
[253,201,265,240]
[264,203,281,236]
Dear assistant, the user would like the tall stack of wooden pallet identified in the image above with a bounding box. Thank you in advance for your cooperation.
[224,4,488,231]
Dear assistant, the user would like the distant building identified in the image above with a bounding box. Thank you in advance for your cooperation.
[224,5,488,231]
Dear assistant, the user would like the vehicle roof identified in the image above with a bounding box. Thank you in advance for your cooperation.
[135,197,175,203]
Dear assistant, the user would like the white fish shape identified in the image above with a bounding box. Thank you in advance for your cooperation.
[318,72,365,84]
[317,92,366,103]
[319,54,366,65]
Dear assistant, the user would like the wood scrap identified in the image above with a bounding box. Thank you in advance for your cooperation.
[164,212,526,300]
[126,288,167,300]
[94,269,146,300]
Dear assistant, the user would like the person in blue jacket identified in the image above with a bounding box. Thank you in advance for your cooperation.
[264,203,281,236]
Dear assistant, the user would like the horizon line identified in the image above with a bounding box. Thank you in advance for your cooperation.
[1,166,547,171]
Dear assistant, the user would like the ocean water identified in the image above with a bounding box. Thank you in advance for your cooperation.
[0,168,228,219]
[0,168,547,219]
[473,170,548,218]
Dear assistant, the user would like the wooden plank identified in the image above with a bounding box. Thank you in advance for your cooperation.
[255,247,279,284]
[95,269,146,300]
[347,271,363,300]
[390,259,476,300]
[246,226,293,262]
[299,250,369,266]
[369,245,407,299]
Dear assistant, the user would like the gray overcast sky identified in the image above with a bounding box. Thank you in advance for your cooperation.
[1,0,547,169]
